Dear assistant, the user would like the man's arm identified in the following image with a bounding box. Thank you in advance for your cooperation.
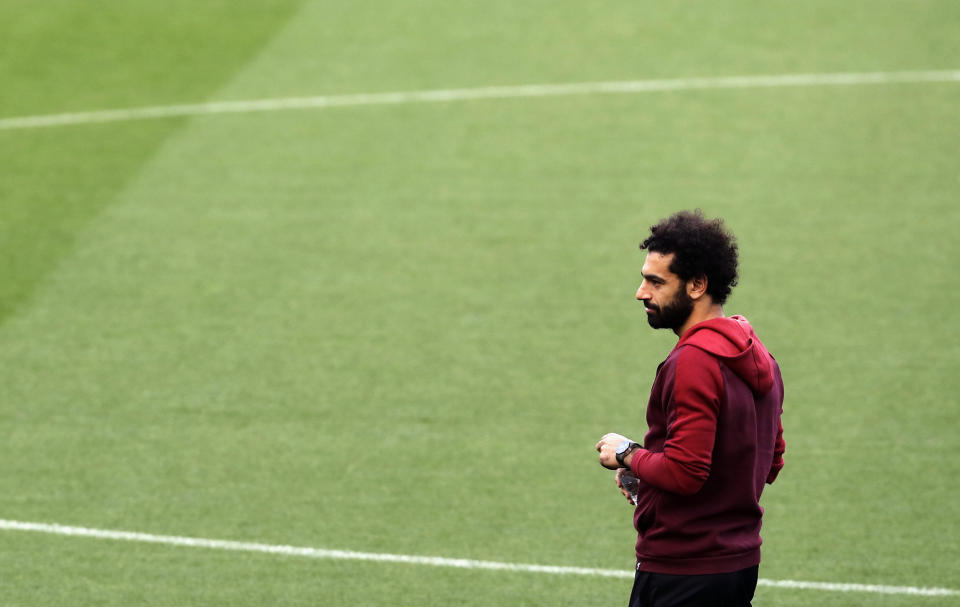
[627,347,722,495]
[767,418,785,484]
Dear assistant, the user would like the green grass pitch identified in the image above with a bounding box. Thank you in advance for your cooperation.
[1,1,959,605]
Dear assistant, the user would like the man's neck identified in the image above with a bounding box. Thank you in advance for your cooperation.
[675,303,725,338]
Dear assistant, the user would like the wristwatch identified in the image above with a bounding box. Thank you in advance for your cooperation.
[615,441,640,468]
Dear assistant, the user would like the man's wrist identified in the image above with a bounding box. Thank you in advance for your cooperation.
[615,441,641,468]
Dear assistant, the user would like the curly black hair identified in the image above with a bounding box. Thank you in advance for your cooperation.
[639,210,739,305]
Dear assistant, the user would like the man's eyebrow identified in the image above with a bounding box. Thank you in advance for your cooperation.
[642,272,666,283]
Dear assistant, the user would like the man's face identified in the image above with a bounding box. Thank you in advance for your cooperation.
[636,252,694,330]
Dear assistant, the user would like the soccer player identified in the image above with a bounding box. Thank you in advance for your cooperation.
[596,210,785,607]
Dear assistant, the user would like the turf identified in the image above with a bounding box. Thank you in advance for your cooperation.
[1,1,958,605]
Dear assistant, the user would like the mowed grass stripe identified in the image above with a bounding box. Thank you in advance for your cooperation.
[1,70,959,130]
[2,519,956,597]
[0,1,302,327]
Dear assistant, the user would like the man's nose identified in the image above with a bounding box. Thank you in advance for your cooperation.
[636,287,649,301]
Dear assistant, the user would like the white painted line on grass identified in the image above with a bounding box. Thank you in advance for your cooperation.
[1,519,956,597]
[0,518,626,578]
[755,578,959,597]
[2,70,959,130]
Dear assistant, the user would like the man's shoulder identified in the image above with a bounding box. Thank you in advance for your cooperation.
[657,345,724,408]
[663,344,723,380]
[672,343,723,364]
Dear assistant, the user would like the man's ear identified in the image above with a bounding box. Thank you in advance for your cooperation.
[687,275,708,301]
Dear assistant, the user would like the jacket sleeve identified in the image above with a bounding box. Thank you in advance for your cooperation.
[767,402,785,483]
[630,346,721,495]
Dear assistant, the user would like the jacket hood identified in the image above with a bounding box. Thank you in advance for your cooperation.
[676,315,774,395]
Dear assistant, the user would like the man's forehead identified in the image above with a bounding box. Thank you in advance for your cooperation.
[642,251,677,278]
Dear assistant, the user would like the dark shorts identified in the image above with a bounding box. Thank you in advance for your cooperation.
[628,565,759,607]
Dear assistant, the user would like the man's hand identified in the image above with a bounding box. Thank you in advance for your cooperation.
[596,432,633,470]
[615,468,637,505]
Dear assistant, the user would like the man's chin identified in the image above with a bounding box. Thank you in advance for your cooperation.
[647,310,689,331]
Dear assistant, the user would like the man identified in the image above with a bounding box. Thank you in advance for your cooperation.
[596,210,785,607]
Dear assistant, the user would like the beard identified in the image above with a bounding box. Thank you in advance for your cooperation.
[645,285,694,330]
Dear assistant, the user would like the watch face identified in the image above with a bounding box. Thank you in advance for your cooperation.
[616,441,630,455]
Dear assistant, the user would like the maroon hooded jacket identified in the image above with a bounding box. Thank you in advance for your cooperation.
[628,315,785,575]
